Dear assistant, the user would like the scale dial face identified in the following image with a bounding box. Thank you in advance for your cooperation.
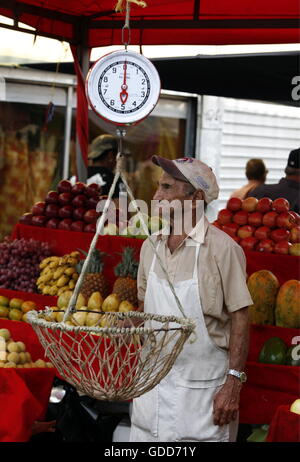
[86,50,161,125]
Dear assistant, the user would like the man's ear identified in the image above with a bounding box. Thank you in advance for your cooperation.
[193,189,205,201]
[190,189,205,210]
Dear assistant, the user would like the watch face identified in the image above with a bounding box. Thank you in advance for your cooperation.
[86,50,161,125]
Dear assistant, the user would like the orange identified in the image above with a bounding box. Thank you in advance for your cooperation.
[21,300,37,313]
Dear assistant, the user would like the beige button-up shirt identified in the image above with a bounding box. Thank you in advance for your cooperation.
[137,216,253,350]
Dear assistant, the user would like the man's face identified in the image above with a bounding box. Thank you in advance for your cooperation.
[153,172,189,203]
[153,172,192,223]
[153,172,205,233]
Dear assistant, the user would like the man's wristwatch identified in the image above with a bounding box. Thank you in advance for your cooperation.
[227,369,247,383]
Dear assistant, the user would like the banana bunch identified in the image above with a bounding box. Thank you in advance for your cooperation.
[36,251,81,296]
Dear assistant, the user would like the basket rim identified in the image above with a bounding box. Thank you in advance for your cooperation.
[27,309,196,336]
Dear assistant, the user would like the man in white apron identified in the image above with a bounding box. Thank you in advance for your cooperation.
[130,156,253,442]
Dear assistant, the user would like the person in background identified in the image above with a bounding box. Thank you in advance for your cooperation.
[247,148,300,213]
[230,158,268,200]
[87,134,123,198]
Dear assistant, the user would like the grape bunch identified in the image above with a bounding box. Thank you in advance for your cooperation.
[0,238,52,292]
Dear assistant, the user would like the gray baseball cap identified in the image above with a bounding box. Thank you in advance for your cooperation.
[152,155,219,204]
[88,134,118,160]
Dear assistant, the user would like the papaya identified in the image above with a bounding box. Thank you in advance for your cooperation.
[285,346,300,366]
[275,279,300,328]
[258,337,287,365]
[247,270,280,325]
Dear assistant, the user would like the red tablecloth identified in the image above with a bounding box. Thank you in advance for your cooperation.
[240,324,300,424]
[266,405,300,442]
[245,249,300,285]
[0,319,56,442]
[11,223,300,286]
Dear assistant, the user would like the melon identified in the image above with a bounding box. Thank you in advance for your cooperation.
[258,337,287,365]
[247,270,280,325]
[275,279,300,328]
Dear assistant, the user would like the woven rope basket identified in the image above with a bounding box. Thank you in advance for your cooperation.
[28,309,195,401]
[28,149,196,401]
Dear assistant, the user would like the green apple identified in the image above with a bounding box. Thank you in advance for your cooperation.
[290,399,300,415]
[0,296,9,306]
[103,223,119,235]
[0,306,9,318]
[129,213,149,232]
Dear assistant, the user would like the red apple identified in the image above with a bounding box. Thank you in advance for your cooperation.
[257,197,273,213]
[84,223,97,233]
[212,221,222,229]
[85,183,101,197]
[270,228,290,242]
[57,180,72,194]
[242,197,258,212]
[72,182,86,195]
[248,212,263,227]
[233,210,248,226]
[211,220,222,229]
[217,209,233,225]
[237,225,255,239]
[240,237,258,252]
[45,204,60,218]
[231,236,240,244]
[19,213,33,225]
[84,209,100,224]
[274,241,292,255]
[31,215,47,227]
[58,219,72,230]
[45,191,59,204]
[58,205,73,219]
[276,212,296,230]
[290,243,300,256]
[290,226,300,243]
[73,207,86,221]
[257,239,275,253]
[289,211,300,225]
[272,197,290,213]
[86,196,100,210]
[222,222,239,237]
[31,201,46,216]
[254,226,271,241]
[46,218,60,229]
[58,192,72,205]
[72,194,87,208]
[227,197,242,212]
[71,221,85,232]
[262,211,278,228]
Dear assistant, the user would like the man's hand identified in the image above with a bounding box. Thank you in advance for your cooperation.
[213,376,242,426]
[212,306,250,426]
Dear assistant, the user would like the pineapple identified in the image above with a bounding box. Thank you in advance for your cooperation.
[112,247,139,306]
[77,249,109,300]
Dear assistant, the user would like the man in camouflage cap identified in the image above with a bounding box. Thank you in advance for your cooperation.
[87,134,122,197]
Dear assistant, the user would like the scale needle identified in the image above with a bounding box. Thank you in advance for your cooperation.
[120,61,128,104]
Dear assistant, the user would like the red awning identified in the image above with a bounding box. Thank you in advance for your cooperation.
[0,0,299,47]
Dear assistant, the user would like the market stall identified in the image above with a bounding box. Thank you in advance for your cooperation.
[0,0,299,444]
[4,212,300,432]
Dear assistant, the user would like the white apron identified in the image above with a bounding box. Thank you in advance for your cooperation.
[130,241,238,442]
